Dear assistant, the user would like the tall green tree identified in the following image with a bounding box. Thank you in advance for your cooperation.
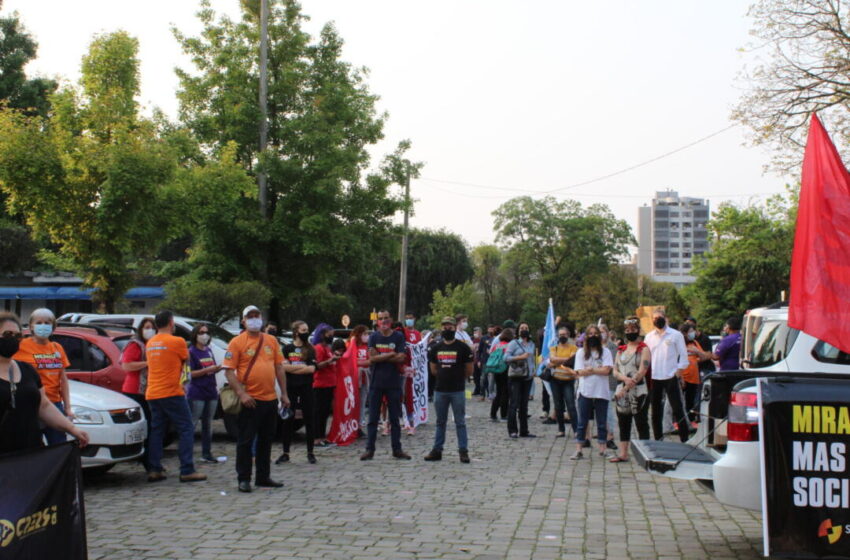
[492,196,634,317]
[0,32,183,311]
[0,14,56,116]
[173,1,411,320]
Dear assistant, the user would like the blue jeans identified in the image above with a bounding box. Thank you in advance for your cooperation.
[549,378,578,435]
[44,402,68,445]
[576,395,609,443]
[148,396,196,475]
[433,391,468,452]
[366,385,402,452]
[188,398,218,458]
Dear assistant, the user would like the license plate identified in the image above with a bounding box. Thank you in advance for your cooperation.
[124,429,144,444]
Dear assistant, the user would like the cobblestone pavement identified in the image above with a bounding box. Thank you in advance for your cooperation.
[83,394,763,560]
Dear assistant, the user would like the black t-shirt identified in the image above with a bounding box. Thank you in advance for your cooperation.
[428,340,473,393]
[369,330,407,389]
[282,343,315,386]
[0,361,44,455]
[695,332,716,373]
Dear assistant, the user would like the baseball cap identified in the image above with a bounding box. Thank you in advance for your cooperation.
[502,319,517,329]
[242,305,261,318]
[441,316,456,325]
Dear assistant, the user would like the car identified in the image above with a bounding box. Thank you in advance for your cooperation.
[67,379,147,473]
[45,323,132,392]
[631,304,850,511]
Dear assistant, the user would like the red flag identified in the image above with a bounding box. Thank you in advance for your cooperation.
[326,339,361,446]
[788,113,850,352]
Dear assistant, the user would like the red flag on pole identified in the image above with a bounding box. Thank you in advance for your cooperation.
[788,113,850,353]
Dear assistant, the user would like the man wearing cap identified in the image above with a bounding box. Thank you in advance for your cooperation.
[425,317,474,463]
[224,305,290,493]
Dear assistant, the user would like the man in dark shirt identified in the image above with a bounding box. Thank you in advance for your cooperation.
[425,317,474,463]
[361,310,410,461]
[685,317,715,376]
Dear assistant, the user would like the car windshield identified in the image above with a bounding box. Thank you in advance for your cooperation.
[748,319,799,368]
[185,320,233,350]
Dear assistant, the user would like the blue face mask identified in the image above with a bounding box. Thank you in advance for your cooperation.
[404,319,415,327]
[33,324,53,338]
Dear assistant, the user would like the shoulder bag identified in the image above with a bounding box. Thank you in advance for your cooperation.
[219,335,265,415]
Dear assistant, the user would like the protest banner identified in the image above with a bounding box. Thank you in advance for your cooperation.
[327,339,360,446]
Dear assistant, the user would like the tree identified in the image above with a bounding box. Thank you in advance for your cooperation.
[160,278,272,324]
[0,32,183,311]
[472,245,503,323]
[733,0,850,172]
[492,196,635,318]
[0,14,56,116]
[428,282,484,330]
[683,191,796,332]
[173,1,412,321]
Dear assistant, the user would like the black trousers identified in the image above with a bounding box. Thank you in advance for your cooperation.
[507,377,532,436]
[283,376,315,454]
[617,394,650,442]
[683,382,700,423]
[313,386,335,440]
[472,364,482,395]
[490,372,508,419]
[541,385,550,414]
[650,378,690,443]
[236,399,277,482]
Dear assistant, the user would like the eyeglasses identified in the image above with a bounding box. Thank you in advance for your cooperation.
[1,331,22,340]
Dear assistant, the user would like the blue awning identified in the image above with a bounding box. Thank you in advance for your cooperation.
[0,286,164,300]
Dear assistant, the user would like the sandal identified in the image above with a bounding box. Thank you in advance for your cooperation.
[608,456,629,463]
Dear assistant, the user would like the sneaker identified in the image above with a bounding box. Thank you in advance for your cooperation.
[459,450,470,464]
[570,451,584,460]
[509,433,519,439]
[179,472,207,483]
[392,450,411,460]
[275,453,290,465]
[423,450,442,461]
[147,471,167,483]
[201,455,219,464]
[606,440,617,450]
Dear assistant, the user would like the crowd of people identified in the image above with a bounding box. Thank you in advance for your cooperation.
[0,303,743,492]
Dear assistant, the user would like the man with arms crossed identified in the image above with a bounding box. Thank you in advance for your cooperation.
[643,308,690,443]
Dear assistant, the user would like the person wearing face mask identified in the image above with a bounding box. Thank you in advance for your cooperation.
[679,323,703,427]
[453,314,474,350]
[599,324,620,451]
[350,325,371,437]
[401,312,422,435]
[264,323,278,337]
[14,308,72,445]
[278,320,318,464]
[643,308,690,443]
[424,317,474,462]
[224,306,289,492]
[361,309,410,460]
[610,317,651,463]
[548,325,579,438]
[571,325,614,460]
[504,322,537,439]
[0,312,89,454]
[312,324,338,448]
[120,317,156,471]
[187,324,224,463]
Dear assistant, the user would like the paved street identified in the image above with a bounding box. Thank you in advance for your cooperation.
[84,394,763,560]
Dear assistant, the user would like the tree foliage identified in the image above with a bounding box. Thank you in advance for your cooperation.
[160,278,272,325]
[733,0,850,172]
[0,32,183,311]
[428,282,484,330]
[0,14,56,116]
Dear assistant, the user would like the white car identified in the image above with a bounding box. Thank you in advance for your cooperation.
[67,379,147,472]
[632,304,850,511]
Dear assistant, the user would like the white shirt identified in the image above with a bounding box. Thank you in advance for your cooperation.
[574,347,613,400]
[455,329,474,350]
[643,326,689,381]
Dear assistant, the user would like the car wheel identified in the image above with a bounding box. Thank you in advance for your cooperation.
[223,412,239,441]
[84,464,115,476]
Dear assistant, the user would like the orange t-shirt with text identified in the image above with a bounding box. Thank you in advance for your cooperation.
[145,333,190,400]
[223,332,283,401]
[14,338,70,403]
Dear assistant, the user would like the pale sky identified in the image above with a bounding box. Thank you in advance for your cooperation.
[6,1,790,249]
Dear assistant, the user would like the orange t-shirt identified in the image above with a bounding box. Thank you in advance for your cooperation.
[14,338,70,403]
[683,341,702,384]
[223,332,283,401]
[145,333,189,400]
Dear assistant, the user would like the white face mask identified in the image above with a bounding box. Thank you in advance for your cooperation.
[142,328,156,340]
[245,318,263,332]
[460,321,468,330]
[198,334,211,345]
[361,334,369,344]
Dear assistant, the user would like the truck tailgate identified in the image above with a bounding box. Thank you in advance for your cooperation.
[631,440,715,481]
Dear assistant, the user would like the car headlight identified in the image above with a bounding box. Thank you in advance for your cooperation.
[71,406,103,425]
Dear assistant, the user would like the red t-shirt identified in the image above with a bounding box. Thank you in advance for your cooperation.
[313,343,338,388]
[120,341,144,394]
[403,328,421,366]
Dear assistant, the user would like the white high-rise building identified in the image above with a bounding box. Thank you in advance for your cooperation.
[637,190,709,287]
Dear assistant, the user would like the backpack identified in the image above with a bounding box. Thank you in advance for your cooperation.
[484,344,508,374]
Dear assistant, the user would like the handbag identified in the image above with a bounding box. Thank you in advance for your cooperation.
[539,367,553,382]
[219,336,265,415]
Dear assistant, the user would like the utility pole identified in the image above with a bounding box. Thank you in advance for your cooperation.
[257,0,270,218]
[397,164,411,319]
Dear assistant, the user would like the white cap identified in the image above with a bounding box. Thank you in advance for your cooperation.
[242,305,261,318]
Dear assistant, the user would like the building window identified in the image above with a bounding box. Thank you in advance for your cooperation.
[670,242,679,248]
[683,252,691,258]
[670,252,680,258]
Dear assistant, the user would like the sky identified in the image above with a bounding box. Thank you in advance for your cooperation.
[5,1,790,249]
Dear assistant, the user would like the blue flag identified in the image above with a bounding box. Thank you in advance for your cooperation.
[537,299,557,375]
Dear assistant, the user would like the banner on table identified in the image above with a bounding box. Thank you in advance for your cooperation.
[0,442,87,560]
[407,333,430,427]
[759,377,850,558]
[327,339,360,446]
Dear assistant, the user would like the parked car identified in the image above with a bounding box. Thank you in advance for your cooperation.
[68,379,147,473]
[631,304,850,511]
[44,323,132,393]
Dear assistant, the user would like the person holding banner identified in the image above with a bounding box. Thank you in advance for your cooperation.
[278,320,317,465]
[351,325,371,437]
[402,312,422,435]
[360,310,410,461]
[0,312,89,454]
[424,317,473,462]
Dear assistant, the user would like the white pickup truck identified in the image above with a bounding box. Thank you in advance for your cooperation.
[631,304,850,510]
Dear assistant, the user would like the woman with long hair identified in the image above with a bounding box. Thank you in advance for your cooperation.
[278,320,317,464]
[186,323,223,463]
[610,316,650,463]
[488,328,512,422]
[571,324,614,460]
[504,322,536,439]
[119,317,156,471]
